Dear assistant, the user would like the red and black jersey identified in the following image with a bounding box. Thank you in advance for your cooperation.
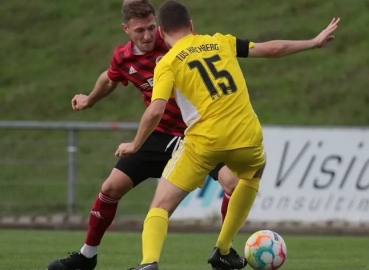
[107,34,186,137]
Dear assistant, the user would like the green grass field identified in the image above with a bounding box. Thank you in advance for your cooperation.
[1,229,368,270]
[1,0,369,216]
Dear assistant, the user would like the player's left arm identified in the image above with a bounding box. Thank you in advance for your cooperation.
[248,18,339,58]
[213,33,253,58]
[131,62,174,150]
[217,18,339,59]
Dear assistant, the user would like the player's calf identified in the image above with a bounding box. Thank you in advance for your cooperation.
[47,168,134,270]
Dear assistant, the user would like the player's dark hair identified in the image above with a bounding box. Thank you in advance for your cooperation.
[121,0,155,22]
[158,1,191,33]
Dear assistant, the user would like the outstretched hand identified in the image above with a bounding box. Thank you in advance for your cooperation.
[313,18,340,48]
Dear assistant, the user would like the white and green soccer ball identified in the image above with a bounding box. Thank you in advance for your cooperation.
[244,230,287,270]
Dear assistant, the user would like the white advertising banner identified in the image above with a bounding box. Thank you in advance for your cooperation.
[171,127,369,222]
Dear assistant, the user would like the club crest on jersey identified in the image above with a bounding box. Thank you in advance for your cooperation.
[155,55,164,64]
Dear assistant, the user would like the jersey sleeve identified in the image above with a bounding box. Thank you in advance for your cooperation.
[213,33,254,58]
[151,61,174,102]
[107,49,128,86]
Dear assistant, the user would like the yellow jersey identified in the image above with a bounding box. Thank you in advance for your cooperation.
[152,33,263,150]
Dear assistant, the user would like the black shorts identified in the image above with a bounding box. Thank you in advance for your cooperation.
[115,131,226,186]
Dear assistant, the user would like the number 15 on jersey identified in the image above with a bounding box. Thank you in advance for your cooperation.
[188,54,237,100]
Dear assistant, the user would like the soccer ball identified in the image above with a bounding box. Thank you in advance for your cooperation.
[244,230,287,270]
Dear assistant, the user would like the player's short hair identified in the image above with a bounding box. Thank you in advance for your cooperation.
[121,0,156,22]
[158,1,191,33]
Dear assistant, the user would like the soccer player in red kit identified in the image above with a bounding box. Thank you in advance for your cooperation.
[46,1,238,270]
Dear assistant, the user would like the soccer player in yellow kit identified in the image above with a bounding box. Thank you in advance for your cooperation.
[115,1,340,269]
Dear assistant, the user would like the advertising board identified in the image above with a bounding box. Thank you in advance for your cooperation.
[171,127,369,222]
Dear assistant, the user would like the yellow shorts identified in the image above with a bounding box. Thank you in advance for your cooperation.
[162,140,266,192]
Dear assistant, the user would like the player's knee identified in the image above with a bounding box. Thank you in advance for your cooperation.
[222,178,238,194]
[150,199,178,217]
[150,177,189,216]
[101,168,134,199]
[150,202,175,216]
[218,166,239,194]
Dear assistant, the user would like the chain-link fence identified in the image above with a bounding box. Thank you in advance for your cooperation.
[0,121,156,218]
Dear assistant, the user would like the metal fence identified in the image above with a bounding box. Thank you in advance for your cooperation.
[0,121,157,217]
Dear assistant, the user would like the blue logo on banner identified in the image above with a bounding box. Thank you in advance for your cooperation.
[179,175,224,207]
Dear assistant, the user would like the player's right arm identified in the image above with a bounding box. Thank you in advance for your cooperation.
[71,71,120,111]
[71,49,128,111]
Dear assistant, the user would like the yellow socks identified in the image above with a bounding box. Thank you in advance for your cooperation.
[216,178,260,255]
[141,208,169,264]
[140,179,259,262]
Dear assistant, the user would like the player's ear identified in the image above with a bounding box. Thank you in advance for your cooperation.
[122,23,129,35]
[158,26,165,39]
[189,20,194,33]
